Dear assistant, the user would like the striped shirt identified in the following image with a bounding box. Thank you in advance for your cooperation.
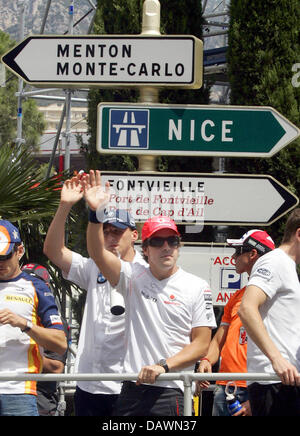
[0,272,63,395]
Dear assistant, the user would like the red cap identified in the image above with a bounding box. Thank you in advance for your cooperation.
[227,229,275,254]
[142,216,180,242]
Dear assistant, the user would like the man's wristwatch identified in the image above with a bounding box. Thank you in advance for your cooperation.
[21,320,33,333]
[158,359,169,373]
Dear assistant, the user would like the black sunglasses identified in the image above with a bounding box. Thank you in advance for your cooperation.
[0,244,19,262]
[148,236,180,248]
[0,251,14,261]
[234,246,252,257]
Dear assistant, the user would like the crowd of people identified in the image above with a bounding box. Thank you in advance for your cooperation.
[0,169,299,416]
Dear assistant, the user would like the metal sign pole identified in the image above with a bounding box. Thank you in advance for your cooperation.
[16,0,27,147]
[64,0,74,172]
[138,0,161,172]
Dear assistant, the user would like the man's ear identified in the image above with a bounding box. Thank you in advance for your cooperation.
[131,229,139,243]
[17,244,25,260]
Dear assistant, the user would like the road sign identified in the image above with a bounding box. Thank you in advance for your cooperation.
[100,172,299,225]
[97,103,300,157]
[1,35,203,89]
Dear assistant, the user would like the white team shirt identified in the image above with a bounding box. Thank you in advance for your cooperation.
[247,248,300,384]
[66,250,145,395]
[117,261,216,390]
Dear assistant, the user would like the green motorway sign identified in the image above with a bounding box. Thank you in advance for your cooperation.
[97,103,300,157]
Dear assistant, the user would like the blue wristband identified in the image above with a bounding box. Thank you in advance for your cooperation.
[88,208,100,223]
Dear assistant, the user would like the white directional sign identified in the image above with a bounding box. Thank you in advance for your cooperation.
[100,172,299,225]
[1,35,203,88]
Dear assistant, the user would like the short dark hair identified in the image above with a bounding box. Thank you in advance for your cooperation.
[282,208,300,244]
[142,240,149,263]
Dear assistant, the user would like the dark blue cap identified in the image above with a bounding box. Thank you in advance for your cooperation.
[101,209,136,230]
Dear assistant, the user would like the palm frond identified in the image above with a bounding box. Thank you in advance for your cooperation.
[0,144,67,221]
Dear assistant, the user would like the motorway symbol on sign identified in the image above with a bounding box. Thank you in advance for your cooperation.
[1,35,203,89]
[100,172,299,225]
[109,109,149,149]
[97,103,300,157]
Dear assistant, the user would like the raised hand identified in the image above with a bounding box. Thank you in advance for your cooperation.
[61,175,84,206]
[81,170,110,212]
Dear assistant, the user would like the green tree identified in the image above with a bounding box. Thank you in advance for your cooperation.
[0,144,62,222]
[0,143,87,307]
[0,30,46,150]
[227,0,300,242]
[85,0,211,172]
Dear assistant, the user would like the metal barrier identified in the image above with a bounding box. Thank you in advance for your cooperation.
[0,372,280,416]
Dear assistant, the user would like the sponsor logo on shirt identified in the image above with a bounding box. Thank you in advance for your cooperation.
[204,293,212,302]
[163,294,181,306]
[257,268,271,278]
[204,289,214,320]
[204,289,213,307]
[206,311,213,321]
[50,314,63,325]
[239,326,248,345]
[97,273,107,284]
[5,295,33,305]
[141,290,157,303]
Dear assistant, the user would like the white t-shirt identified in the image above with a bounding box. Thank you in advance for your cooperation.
[117,261,216,390]
[247,248,300,384]
[66,250,145,395]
